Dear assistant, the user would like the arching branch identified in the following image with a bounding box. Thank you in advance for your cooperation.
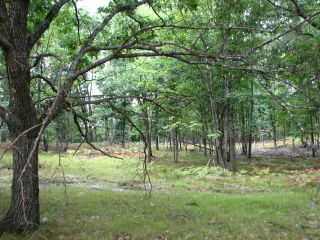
[68,0,150,73]
[28,0,71,50]
[72,109,122,159]
[31,75,57,93]
[246,10,320,56]
[30,53,64,69]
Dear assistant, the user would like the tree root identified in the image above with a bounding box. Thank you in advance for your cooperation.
[0,216,38,234]
[0,217,15,235]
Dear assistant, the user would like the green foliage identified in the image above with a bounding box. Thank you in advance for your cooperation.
[251,167,271,176]
[171,166,233,178]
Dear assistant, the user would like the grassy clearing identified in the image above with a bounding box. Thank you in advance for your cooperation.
[0,146,319,239]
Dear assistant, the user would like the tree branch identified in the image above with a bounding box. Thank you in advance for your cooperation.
[246,10,320,56]
[31,74,57,93]
[266,0,290,11]
[28,0,70,51]
[30,53,64,69]
[86,41,244,61]
[256,73,306,132]
[71,109,122,159]
[71,95,182,117]
[105,100,151,190]
[0,123,43,162]
[68,0,150,73]
[70,43,135,79]
[34,2,150,134]
[148,2,165,25]
[30,53,66,90]
[71,0,81,44]
[106,100,146,143]
[290,0,320,30]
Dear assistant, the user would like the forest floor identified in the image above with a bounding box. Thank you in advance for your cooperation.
[0,144,319,240]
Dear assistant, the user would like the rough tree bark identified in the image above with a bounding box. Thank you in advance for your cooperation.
[0,0,41,232]
[0,0,70,233]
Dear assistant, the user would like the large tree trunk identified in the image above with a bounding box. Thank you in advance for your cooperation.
[0,133,40,232]
[0,59,40,232]
[0,0,41,232]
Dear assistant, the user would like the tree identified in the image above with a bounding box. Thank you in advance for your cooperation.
[0,0,229,232]
[1,0,319,233]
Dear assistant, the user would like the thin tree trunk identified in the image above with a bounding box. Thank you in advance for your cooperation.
[185,141,188,155]
[121,119,126,148]
[310,112,316,157]
[270,108,277,150]
[203,137,207,156]
[248,79,254,158]
[155,135,159,150]
[104,118,109,142]
[173,126,179,163]
[143,110,153,161]
[0,130,7,143]
[229,108,236,171]
[282,121,287,148]
[42,135,49,152]
[240,110,247,155]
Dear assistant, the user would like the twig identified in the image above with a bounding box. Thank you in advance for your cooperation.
[106,100,152,195]
[0,123,43,162]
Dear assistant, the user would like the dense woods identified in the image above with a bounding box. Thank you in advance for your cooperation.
[0,0,319,238]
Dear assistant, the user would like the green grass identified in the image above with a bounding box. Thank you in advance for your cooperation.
[0,148,319,239]
[0,187,319,240]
